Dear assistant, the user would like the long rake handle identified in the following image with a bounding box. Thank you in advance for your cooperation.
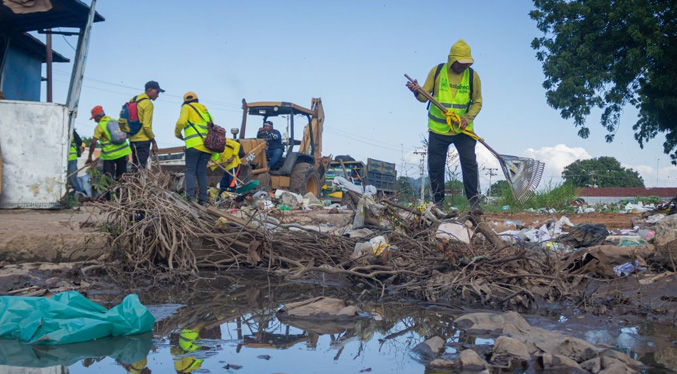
[66,157,99,178]
[404,74,502,159]
[211,160,245,185]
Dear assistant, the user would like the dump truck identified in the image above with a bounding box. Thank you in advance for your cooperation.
[322,157,397,202]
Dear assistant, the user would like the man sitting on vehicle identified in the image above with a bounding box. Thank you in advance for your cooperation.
[257,120,284,169]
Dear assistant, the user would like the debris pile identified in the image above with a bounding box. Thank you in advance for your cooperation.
[94,172,677,315]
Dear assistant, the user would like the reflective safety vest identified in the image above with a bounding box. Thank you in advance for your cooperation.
[98,116,132,161]
[427,64,474,135]
[183,104,210,149]
[68,142,78,161]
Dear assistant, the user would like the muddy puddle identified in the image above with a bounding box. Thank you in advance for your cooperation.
[1,274,676,373]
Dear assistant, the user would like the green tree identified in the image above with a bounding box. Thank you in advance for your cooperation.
[530,0,677,164]
[396,176,414,200]
[488,180,510,197]
[562,156,644,187]
[81,136,93,147]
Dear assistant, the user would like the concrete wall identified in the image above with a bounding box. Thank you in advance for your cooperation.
[1,47,42,101]
[0,100,69,208]
[581,196,673,205]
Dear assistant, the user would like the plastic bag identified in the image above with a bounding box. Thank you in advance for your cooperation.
[0,291,155,345]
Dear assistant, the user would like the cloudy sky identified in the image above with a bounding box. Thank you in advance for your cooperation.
[43,0,676,191]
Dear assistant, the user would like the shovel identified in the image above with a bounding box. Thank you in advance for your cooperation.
[210,160,259,194]
[405,74,544,203]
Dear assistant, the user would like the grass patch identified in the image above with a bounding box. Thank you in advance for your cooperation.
[487,180,578,212]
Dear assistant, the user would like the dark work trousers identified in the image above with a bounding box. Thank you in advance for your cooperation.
[103,157,127,200]
[103,157,128,180]
[130,141,151,171]
[428,131,480,207]
[185,147,212,204]
[219,165,240,195]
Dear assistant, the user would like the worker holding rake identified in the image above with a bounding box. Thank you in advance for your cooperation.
[406,39,483,215]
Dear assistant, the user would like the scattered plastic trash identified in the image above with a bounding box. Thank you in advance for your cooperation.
[503,220,522,228]
[617,238,648,247]
[541,241,571,252]
[279,204,290,211]
[645,213,666,224]
[501,205,510,211]
[636,228,655,240]
[275,189,303,209]
[370,236,390,256]
[332,176,377,196]
[613,260,647,277]
[436,221,471,244]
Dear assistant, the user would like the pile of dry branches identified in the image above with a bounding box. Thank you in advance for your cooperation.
[95,171,580,310]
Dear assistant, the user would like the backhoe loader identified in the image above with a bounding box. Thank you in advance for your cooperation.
[236,98,330,197]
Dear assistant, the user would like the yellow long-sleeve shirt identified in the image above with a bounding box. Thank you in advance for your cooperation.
[128,93,156,142]
[416,64,483,124]
[175,102,212,154]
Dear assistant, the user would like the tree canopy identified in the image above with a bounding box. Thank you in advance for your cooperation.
[562,156,644,187]
[530,0,677,164]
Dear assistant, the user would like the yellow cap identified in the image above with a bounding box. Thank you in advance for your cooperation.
[183,91,198,102]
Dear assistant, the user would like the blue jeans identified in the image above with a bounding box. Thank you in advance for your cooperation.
[267,148,283,169]
[185,147,211,203]
[67,159,83,193]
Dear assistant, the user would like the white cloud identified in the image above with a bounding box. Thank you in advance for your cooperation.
[524,144,591,178]
[623,162,677,188]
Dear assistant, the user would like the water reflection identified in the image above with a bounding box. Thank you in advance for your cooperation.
[0,274,674,373]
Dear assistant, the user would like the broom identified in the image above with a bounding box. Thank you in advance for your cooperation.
[405,74,544,203]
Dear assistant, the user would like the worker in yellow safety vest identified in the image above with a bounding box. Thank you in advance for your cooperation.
[406,39,484,216]
[175,91,214,205]
[210,138,245,196]
[67,128,85,195]
[87,105,132,184]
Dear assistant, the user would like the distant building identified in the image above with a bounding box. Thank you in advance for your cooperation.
[577,187,677,205]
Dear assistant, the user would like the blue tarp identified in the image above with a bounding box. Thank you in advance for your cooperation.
[0,291,155,345]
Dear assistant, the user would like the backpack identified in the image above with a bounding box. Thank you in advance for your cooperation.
[106,119,128,145]
[118,96,148,136]
[187,104,226,153]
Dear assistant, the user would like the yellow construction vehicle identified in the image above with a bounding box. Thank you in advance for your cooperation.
[236,98,330,197]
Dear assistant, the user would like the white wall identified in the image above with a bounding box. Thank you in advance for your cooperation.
[0,101,69,208]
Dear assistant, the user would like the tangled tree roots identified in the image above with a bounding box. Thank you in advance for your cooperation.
[95,171,584,310]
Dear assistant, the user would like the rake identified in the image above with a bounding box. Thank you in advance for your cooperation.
[405,74,545,203]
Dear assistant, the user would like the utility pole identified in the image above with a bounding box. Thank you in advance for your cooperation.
[485,167,498,197]
[414,148,427,203]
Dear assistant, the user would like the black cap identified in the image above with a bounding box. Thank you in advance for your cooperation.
[264,120,273,127]
[145,80,165,92]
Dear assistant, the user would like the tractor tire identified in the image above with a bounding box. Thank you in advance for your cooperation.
[290,163,321,197]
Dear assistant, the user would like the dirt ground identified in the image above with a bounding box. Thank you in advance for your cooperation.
[482,211,643,231]
[0,207,107,263]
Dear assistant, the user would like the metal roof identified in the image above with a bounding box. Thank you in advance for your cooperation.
[0,0,104,33]
[246,101,314,117]
[13,32,69,62]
